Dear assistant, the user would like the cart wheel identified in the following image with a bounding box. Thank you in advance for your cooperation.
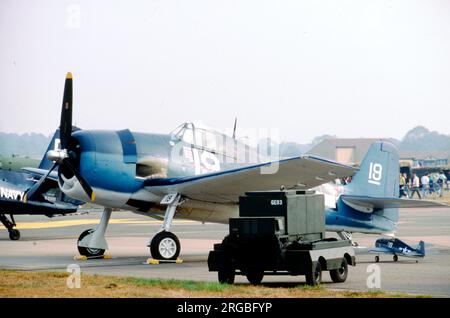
[306,262,322,286]
[246,270,264,285]
[218,267,235,284]
[330,258,348,283]
[375,256,380,263]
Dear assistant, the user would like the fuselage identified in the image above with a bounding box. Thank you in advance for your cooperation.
[60,126,397,235]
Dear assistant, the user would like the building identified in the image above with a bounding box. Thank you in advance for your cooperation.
[307,138,450,169]
[307,138,395,165]
[398,151,449,168]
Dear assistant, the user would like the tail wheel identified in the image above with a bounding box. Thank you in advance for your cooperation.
[77,229,105,257]
[330,258,348,283]
[393,255,398,262]
[306,262,322,286]
[375,256,380,263]
[150,231,180,260]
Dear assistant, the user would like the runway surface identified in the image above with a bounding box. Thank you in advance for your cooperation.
[1,207,450,297]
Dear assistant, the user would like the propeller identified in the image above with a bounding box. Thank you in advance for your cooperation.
[60,72,73,150]
[46,72,96,202]
[23,162,58,202]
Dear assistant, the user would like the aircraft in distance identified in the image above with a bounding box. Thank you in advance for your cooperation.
[33,73,447,260]
[369,238,425,262]
[0,130,83,240]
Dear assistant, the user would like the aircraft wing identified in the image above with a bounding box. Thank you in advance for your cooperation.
[144,156,357,203]
[0,196,78,215]
[341,195,449,212]
[22,167,59,182]
[368,247,395,254]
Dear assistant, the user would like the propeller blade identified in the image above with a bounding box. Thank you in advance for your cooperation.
[62,158,96,201]
[60,72,73,150]
[23,162,58,202]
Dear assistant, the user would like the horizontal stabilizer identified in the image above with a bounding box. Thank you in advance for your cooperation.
[341,195,449,213]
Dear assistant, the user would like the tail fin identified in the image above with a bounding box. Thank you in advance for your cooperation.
[417,241,425,256]
[345,141,399,198]
[38,129,60,170]
[38,126,80,170]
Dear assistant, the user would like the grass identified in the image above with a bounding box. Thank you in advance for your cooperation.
[0,270,428,298]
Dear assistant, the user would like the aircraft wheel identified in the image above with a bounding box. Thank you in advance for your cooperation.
[393,255,398,262]
[375,256,380,263]
[306,262,322,286]
[246,269,264,285]
[330,258,348,283]
[150,231,180,260]
[218,267,235,284]
[77,229,105,257]
[9,229,20,241]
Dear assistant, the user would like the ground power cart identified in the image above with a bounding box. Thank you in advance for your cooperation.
[208,190,356,285]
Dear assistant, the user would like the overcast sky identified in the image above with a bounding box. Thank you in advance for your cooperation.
[1,0,449,143]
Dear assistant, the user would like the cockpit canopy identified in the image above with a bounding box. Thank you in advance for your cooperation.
[170,122,232,152]
[169,122,271,164]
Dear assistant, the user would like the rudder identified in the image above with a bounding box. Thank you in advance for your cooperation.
[38,129,60,169]
[417,241,425,256]
[346,141,400,198]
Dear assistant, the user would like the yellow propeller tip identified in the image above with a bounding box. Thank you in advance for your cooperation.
[66,72,73,79]
[91,192,96,202]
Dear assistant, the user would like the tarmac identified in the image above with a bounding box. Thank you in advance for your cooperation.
[1,207,450,297]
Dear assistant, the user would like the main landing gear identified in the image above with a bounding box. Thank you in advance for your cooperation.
[77,208,111,257]
[375,255,399,262]
[0,214,20,240]
[338,231,358,246]
[148,193,183,261]
[75,194,184,261]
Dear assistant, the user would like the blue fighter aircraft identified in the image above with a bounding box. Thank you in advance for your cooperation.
[30,72,446,260]
[0,130,83,240]
[369,238,425,262]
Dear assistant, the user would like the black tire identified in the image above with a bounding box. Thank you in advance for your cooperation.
[77,229,105,257]
[306,262,322,286]
[393,255,398,262]
[246,270,264,285]
[375,256,380,263]
[218,268,235,284]
[9,229,20,241]
[330,258,348,283]
[150,231,180,260]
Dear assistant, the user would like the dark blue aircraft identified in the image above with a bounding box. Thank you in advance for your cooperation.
[369,238,425,262]
[0,130,83,240]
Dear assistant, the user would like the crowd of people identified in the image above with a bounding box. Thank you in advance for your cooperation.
[399,171,448,199]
